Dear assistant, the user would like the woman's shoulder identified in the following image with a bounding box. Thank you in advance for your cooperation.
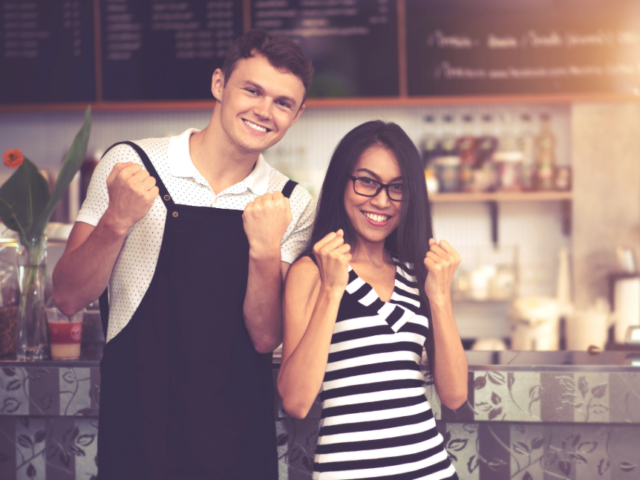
[288,256,320,281]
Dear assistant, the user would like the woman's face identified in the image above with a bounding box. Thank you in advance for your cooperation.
[344,144,404,247]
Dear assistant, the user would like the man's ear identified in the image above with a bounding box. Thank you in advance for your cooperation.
[211,68,225,101]
[292,103,305,124]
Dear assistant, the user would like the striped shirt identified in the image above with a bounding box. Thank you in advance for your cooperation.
[314,261,458,480]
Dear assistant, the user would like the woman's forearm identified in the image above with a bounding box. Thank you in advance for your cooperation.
[278,285,344,419]
[430,295,468,410]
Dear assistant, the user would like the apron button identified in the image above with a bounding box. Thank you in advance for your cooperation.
[172,211,179,218]
[164,194,171,201]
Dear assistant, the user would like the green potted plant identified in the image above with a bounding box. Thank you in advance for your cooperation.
[0,107,91,360]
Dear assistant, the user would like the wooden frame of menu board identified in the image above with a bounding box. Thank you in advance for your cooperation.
[2,92,639,113]
[1,0,640,112]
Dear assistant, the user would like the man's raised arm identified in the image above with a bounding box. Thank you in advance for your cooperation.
[53,162,158,316]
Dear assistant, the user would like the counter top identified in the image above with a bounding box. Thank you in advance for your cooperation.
[3,349,640,370]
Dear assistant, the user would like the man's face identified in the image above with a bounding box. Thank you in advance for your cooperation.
[212,54,306,155]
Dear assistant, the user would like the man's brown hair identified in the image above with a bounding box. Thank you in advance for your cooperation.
[221,29,314,104]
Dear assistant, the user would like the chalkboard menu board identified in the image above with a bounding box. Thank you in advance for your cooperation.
[0,0,96,104]
[406,0,640,96]
[100,0,243,101]
[251,0,399,98]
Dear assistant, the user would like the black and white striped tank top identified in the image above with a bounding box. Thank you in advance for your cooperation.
[313,261,458,480]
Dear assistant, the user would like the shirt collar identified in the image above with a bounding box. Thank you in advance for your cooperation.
[168,128,271,196]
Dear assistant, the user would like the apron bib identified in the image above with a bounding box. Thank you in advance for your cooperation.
[97,141,296,480]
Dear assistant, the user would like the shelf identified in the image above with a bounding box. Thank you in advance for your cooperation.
[429,191,572,244]
[430,191,572,203]
[1,92,640,113]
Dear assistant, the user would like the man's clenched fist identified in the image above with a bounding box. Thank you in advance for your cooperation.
[104,162,159,234]
[243,191,292,258]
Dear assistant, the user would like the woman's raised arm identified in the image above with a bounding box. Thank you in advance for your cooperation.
[277,230,351,419]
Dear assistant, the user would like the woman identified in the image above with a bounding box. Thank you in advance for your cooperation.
[278,121,468,479]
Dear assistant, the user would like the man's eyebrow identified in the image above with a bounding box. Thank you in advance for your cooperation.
[355,168,403,182]
[243,81,264,93]
[244,81,298,108]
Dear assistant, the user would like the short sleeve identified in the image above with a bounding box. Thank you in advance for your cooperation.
[75,144,144,226]
[281,189,315,264]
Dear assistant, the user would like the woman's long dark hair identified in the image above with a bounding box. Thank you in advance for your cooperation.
[300,120,437,370]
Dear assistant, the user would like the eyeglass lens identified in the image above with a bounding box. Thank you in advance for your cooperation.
[354,178,403,201]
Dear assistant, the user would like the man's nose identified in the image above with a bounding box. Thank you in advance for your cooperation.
[254,98,273,120]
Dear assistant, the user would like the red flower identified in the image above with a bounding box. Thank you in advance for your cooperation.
[3,149,24,169]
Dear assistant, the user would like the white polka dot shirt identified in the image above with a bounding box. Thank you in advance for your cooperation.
[77,128,315,342]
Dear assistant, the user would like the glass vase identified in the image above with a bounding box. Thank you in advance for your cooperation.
[16,236,49,361]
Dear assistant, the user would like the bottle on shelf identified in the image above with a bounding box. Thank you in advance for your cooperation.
[474,114,499,191]
[519,113,537,191]
[421,114,441,169]
[494,112,524,192]
[433,114,462,193]
[457,114,478,192]
[535,113,557,191]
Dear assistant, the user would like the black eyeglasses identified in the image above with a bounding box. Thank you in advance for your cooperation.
[350,176,404,202]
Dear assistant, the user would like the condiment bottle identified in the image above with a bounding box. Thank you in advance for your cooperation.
[535,113,556,191]
[475,114,499,191]
[494,113,523,191]
[421,115,441,169]
[457,114,477,192]
[519,113,536,191]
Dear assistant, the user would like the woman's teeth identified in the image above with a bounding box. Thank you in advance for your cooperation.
[363,212,389,223]
[244,120,268,133]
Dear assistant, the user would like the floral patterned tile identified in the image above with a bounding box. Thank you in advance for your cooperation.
[0,417,98,480]
[473,371,509,421]
[505,372,542,423]
[609,372,640,424]
[445,422,479,479]
[571,373,610,423]
[540,373,575,423]
[0,367,29,416]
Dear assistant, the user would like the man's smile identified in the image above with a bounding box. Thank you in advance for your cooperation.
[243,118,271,133]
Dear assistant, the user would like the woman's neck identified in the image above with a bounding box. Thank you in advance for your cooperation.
[351,240,392,269]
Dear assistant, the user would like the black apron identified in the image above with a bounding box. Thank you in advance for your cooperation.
[97,142,296,480]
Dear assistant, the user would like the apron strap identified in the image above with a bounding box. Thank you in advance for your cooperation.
[98,141,174,337]
[281,179,297,199]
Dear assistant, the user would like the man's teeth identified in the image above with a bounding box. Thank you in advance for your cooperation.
[363,212,389,223]
[244,120,268,133]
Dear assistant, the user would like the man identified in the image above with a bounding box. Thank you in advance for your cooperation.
[53,29,314,480]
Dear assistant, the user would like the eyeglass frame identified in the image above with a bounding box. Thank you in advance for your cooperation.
[349,176,405,202]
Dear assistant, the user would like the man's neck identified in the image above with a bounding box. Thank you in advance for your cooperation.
[188,112,260,195]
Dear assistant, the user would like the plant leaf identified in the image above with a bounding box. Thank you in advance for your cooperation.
[488,407,503,419]
[531,437,544,450]
[578,441,597,454]
[591,384,607,399]
[31,106,91,239]
[448,439,467,452]
[578,375,589,398]
[559,459,571,475]
[34,430,46,444]
[467,455,478,472]
[0,158,50,239]
[619,461,637,472]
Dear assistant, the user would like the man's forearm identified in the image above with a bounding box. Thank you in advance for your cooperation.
[243,251,285,354]
[53,217,128,316]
